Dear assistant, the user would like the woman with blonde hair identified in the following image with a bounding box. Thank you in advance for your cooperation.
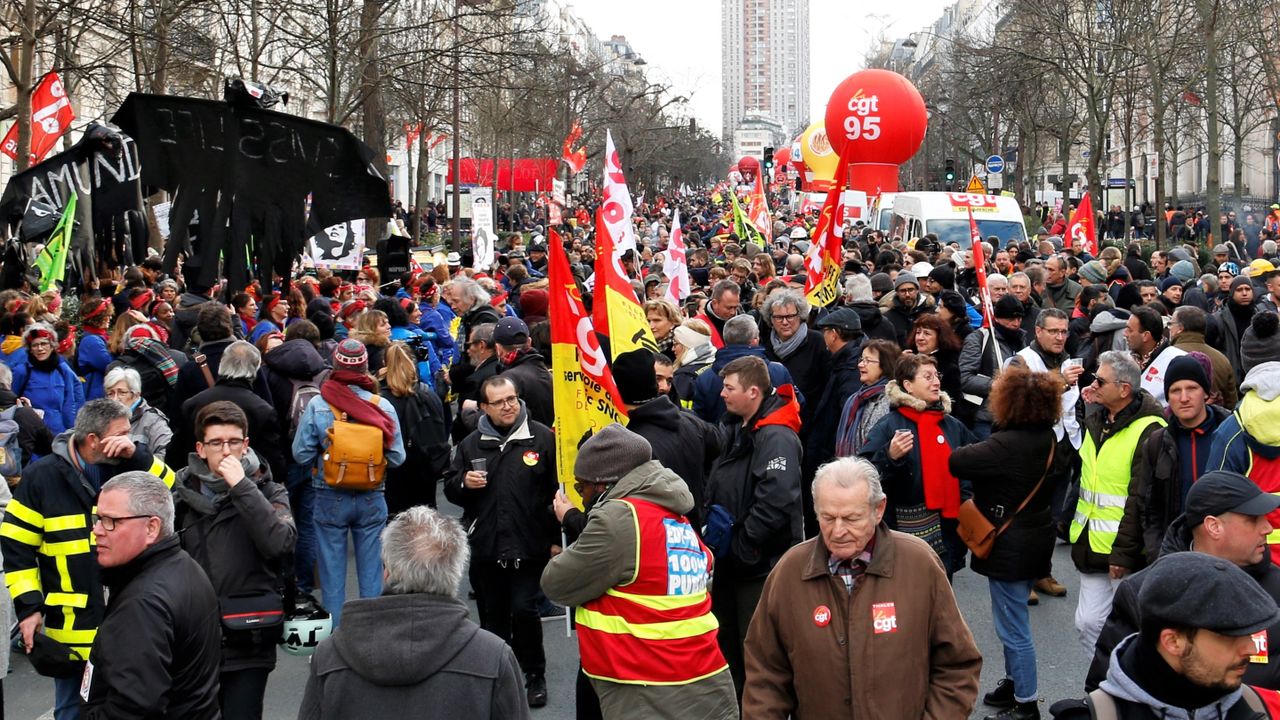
[108,310,151,355]
[643,298,684,360]
[379,342,450,515]
[671,319,715,407]
[350,309,392,374]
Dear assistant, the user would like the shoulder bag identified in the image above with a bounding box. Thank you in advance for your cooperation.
[957,440,1055,560]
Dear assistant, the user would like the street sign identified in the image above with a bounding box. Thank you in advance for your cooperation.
[987,173,1003,190]
[966,175,987,193]
[985,155,1005,174]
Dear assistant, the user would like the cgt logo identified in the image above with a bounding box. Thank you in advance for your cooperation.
[872,602,898,634]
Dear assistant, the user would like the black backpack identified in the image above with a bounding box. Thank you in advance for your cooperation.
[108,352,173,411]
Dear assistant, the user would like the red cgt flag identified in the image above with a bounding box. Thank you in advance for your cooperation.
[2,72,76,164]
[1066,192,1097,256]
[561,120,587,175]
[968,209,995,328]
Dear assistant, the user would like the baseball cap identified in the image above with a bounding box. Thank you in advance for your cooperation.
[1184,470,1280,527]
[493,317,530,346]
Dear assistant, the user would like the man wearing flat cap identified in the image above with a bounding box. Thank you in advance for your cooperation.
[1087,470,1280,693]
[1065,550,1280,718]
[801,308,865,532]
[541,424,736,720]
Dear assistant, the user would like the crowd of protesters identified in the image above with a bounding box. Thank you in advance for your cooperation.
[1,190,1280,719]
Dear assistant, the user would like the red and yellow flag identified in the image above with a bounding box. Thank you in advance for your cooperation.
[804,156,848,308]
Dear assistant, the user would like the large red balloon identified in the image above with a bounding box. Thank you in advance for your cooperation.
[773,147,791,166]
[824,69,927,164]
[737,155,760,179]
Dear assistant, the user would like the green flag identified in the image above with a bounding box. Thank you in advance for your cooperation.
[728,190,764,247]
[35,193,75,292]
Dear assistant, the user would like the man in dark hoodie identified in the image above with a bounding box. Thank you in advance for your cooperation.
[692,315,798,423]
[299,506,529,720]
[1086,471,1280,692]
[884,272,932,349]
[492,317,554,428]
[173,401,296,719]
[703,355,804,696]
[168,282,216,352]
[959,295,1029,439]
[611,349,722,529]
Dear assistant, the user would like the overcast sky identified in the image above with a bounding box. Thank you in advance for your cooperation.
[567,0,955,134]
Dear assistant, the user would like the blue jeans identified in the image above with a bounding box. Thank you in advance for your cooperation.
[313,486,388,627]
[989,578,1038,702]
[54,675,82,720]
[285,463,316,593]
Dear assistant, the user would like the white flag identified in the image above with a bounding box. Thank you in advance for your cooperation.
[663,209,691,304]
[602,130,637,253]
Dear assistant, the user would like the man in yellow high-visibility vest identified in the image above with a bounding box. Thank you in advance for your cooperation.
[1071,351,1165,658]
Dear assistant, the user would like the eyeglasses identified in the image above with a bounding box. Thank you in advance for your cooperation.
[105,389,137,400]
[94,514,153,532]
[772,313,799,323]
[484,396,519,408]
[857,357,880,365]
[29,341,52,349]
[200,438,246,451]
[1038,328,1069,337]
[1093,376,1128,388]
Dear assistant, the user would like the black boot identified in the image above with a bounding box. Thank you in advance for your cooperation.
[983,678,1016,708]
[526,673,548,708]
[984,700,1040,720]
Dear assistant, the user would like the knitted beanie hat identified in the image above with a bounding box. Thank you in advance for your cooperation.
[1241,312,1280,377]
[573,423,653,484]
[333,338,369,370]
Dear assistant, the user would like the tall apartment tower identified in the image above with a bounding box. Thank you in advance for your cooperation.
[721,0,810,142]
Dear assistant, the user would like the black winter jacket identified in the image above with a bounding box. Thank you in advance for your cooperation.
[704,386,804,579]
[849,300,898,344]
[0,386,54,463]
[299,593,527,720]
[170,378,286,485]
[623,395,723,529]
[763,327,830,434]
[1138,405,1231,560]
[497,350,554,428]
[803,340,863,480]
[958,324,1026,424]
[169,338,273,421]
[174,450,296,672]
[444,411,558,563]
[447,304,503,391]
[168,292,211,352]
[82,534,222,720]
[949,426,1057,581]
[884,295,932,349]
[1085,515,1280,693]
[262,339,328,433]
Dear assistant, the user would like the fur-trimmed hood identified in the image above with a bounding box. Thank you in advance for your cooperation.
[886,379,952,414]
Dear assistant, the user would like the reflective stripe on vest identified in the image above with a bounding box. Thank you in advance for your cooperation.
[575,497,728,686]
[1070,415,1164,554]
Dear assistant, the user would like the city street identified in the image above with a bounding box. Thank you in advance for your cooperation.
[8,511,1092,719]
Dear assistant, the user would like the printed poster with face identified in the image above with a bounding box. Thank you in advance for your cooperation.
[307,219,366,270]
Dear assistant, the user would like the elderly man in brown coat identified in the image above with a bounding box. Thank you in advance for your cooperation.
[742,456,982,719]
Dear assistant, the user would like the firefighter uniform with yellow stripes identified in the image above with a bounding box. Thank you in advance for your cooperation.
[1070,388,1164,657]
[1,426,174,690]
[542,425,737,720]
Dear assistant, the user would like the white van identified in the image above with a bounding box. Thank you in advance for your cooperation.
[889,192,1028,248]
[872,192,898,233]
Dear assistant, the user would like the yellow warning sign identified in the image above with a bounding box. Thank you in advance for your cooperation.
[966,175,987,193]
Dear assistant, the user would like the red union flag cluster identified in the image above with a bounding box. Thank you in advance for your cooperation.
[804,154,848,307]
[2,72,76,164]
[1066,192,1097,256]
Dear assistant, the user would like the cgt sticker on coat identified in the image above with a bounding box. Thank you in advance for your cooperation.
[872,602,898,634]
[523,451,540,466]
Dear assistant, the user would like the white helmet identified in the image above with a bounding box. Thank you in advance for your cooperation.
[279,599,333,657]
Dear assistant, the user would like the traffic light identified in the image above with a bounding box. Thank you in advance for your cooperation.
[944,159,956,184]
[763,147,775,175]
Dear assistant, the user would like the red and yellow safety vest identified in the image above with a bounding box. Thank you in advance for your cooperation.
[575,497,727,685]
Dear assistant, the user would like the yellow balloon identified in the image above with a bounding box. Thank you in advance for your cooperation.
[800,121,840,190]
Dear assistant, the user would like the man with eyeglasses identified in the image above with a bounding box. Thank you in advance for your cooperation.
[83,471,221,719]
[451,322,498,442]
[1071,350,1165,658]
[1,399,175,720]
[172,401,295,719]
[445,375,557,709]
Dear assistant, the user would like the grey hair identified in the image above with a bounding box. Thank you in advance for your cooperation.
[101,470,175,536]
[988,274,1009,288]
[0,363,12,390]
[1265,240,1278,256]
[73,398,130,443]
[1008,271,1030,285]
[762,289,811,322]
[844,274,873,304]
[812,456,887,508]
[450,278,490,310]
[722,315,760,345]
[381,506,470,597]
[218,340,261,381]
[470,322,496,347]
[104,366,142,394]
[1099,349,1141,389]
[710,279,740,304]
